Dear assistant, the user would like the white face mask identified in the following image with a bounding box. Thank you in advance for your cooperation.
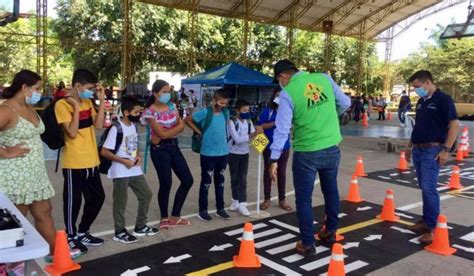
[273,96,280,105]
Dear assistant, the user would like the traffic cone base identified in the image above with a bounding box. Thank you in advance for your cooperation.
[327,243,345,276]
[233,223,261,268]
[44,230,81,275]
[425,215,457,256]
[345,176,364,203]
[377,189,400,222]
[445,166,463,189]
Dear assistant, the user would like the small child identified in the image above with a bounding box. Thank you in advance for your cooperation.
[227,99,261,216]
[100,96,158,243]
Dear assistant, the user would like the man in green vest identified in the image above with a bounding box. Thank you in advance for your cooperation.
[269,60,351,257]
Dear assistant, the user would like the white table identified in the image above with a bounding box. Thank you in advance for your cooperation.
[0,192,49,263]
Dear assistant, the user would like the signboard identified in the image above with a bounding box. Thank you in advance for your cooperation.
[251,133,270,154]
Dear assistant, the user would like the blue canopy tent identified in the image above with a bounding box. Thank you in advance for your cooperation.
[181,62,276,109]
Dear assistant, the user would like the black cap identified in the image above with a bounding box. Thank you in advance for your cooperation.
[273,59,298,83]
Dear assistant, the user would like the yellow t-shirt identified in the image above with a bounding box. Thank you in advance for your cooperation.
[55,98,99,169]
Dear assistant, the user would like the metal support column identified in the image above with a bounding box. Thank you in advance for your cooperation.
[122,0,133,86]
[241,0,251,66]
[287,4,296,59]
[382,26,394,98]
[356,21,367,95]
[322,20,333,74]
[187,0,199,75]
[36,0,47,86]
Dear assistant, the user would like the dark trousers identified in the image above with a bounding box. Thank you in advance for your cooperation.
[292,146,341,247]
[398,109,406,124]
[263,148,290,201]
[228,153,249,203]
[199,155,228,212]
[378,109,386,120]
[112,175,152,233]
[150,143,194,218]
[62,167,105,237]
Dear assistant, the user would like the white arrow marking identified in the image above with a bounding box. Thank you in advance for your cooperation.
[409,235,423,244]
[394,212,414,219]
[364,235,382,241]
[164,254,192,264]
[120,266,151,276]
[209,243,233,251]
[390,226,416,235]
[453,244,474,253]
[357,206,372,211]
[396,179,411,184]
[390,173,399,176]
[343,242,360,249]
[378,176,390,180]
[338,213,347,218]
[460,232,474,242]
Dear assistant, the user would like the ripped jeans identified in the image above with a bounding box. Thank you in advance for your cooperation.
[198,154,228,212]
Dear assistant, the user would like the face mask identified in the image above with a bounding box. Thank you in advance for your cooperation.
[415,87,428,98]
[79,89,94,99]
[159,93,171,103]
[273,97,280,105]
[240,112,251,120]
[26,91,41,105]
[128,114,141,123]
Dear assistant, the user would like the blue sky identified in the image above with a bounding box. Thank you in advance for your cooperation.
[21,0,468,61]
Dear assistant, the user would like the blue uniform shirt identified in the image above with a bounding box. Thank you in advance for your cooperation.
[411,89,458,144]
[258,107,291,150]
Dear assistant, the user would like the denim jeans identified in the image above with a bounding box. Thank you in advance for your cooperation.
[398,109,406,124]
[292,146,341,247]
[412,146,441,229]
[199,155,228,212]
[150,143,194,218]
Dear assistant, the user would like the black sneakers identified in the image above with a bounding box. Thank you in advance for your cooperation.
[133,226,159,237]
[113,230,138,244]
[78,232,105,246]
[68,237,88,254]
[216,209,230,220]
[198,211,213,222]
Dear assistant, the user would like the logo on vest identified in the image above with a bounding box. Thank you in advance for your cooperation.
[304,83,328,110]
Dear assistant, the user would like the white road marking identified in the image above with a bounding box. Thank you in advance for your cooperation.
[396,179,411,184]
[300,255,348,271]
[164,254,191,264]
[209,243,233,251]
[452,244,474,253]
[357,206,372,211]
[460,232,474,242]
[390,226,416,235]
[269,219,300,233]
[258,255,302,275]
[255,233,296,249]
[364,235,382,241]
[409,235,422,244]
[437,186,451,192]
[266,243,296,255]
[397,185,474,211]
[283,246,329,263]
[394,212,414,219]
[238,228,281,241]
[320,260,369,276]
[390,173,399,176]
[224,223,267,236]
[121,266,151,276]
[378,176,391,180]
[338,213,347,218]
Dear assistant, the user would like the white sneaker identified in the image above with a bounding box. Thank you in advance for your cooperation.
[238,203,250,217]
[229,199,239,212]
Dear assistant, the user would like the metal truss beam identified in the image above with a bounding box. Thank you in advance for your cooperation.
[355,21,367,95]
[343,0,421,36]
[376,0,467,42]
[312,0,370,30]
[122,0,133,85]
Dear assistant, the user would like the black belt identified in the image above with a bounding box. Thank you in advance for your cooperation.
[412,142,441,148]
[158,138,179,146]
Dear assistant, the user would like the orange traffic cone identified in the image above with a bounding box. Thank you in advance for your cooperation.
[345,175,364,203]
[316,224,345,242]
[376,189,400,222]
[354,156,367,177]
[455,145,464,162]
[396,151,409,170]
[362,112,369,127]
[233,223,261,268]
[387,112,392,121]
[445,166,463,189]
[44,230,81,275]
[425,215,457,256]
[327,243,345,276]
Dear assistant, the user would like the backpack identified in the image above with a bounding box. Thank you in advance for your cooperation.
[98,120,124,174]
[227,118,252,146]
[40,100,65,173]
[191,106,229,153]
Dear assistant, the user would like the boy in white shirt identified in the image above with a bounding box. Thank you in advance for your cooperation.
[100,96,158,243]
[227,99,262,216]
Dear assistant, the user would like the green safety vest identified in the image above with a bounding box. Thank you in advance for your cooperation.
[285,72,342,152]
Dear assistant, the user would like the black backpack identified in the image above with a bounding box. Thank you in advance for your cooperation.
[98,120,124,174]
[40,100,66,172]
[227,118,252,145]
[40,100,65,150]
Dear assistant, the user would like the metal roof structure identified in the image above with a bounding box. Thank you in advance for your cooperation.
[139,0,442,39]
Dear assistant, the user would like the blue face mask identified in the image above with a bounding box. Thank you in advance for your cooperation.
[415,87,428,98]
[79,89,94,99]
[26,91,42,105]
[159,93,171,103]
[240,112,251,120]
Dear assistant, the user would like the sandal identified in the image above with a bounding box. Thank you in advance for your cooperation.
[260,200,271,210]
[170,217,191,227]
[159,219,170,229]
[279,200,293,211]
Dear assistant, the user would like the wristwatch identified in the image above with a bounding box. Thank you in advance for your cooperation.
[441,145,450,152]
